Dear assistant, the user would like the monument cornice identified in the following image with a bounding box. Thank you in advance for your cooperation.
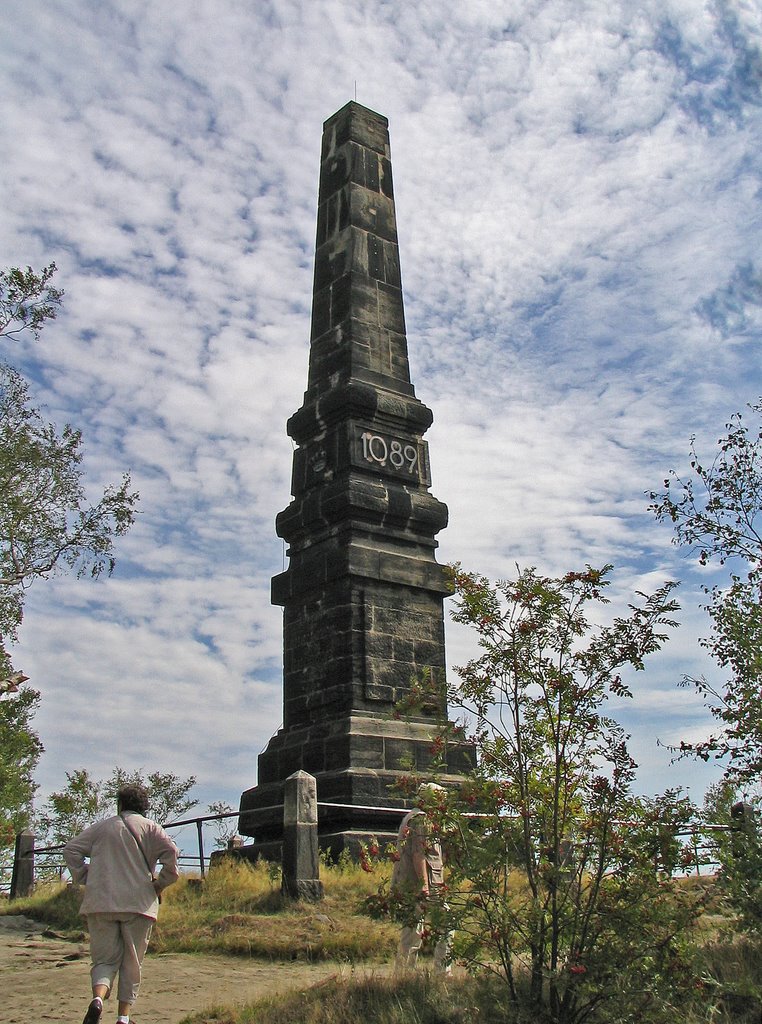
[289,380,434,444]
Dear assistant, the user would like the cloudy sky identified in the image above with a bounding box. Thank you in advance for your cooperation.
[2,0,761,853]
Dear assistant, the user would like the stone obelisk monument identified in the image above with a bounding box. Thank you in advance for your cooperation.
[239,101,473,856]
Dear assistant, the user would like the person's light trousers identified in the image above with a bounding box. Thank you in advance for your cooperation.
[397,919,452,973]
[87,912,153,1004]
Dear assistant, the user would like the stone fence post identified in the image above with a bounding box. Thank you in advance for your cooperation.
[10,830,35,900]
[281,771,323,901]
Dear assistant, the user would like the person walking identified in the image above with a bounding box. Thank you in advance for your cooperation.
[391,782,452,973]
[64,784,179,1024]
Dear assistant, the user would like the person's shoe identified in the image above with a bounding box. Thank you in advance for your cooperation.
[82,997,103,1024]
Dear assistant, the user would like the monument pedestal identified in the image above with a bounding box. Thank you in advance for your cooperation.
[240,713,473,856]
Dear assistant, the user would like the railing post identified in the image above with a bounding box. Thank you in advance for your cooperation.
[281,771,323,901]
[196,819,205,877]
[10,830,34,900]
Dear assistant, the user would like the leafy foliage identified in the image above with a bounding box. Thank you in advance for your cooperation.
[37,766,198,846]
[649,400,762,783]
[0,365,138,668]
[0,684,43,845]
[703,781,762,935]
[109,767,199,825]
[207,800,239,849]
[0,264,63,342]
[38,768,110,845]
[649,402,762,569]
[0,263,138,856]
[373,565,713,1024]
[0,265,139,679]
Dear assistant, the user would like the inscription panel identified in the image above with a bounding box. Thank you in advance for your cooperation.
[351,427,431,486]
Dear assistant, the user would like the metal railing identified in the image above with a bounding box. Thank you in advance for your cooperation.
[6,789,736,900]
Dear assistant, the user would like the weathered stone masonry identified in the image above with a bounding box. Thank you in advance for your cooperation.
[239,101,474,856]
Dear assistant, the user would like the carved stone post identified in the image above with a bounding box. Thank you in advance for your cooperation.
[281,771,323,901]
[10,830,34,900]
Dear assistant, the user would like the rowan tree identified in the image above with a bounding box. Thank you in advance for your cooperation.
[371,565,709,1024]
[649,400,762,783]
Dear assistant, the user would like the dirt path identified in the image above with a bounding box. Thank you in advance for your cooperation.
[0,916,386,1024]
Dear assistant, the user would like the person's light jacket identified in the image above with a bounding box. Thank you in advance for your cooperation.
[63,811,179,919]
[391,809,445,891]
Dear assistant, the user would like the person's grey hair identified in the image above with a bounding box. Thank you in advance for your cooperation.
[117,784,150,816]
[417,782,446,798]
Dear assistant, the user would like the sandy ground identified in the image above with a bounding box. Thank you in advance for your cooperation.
[0,916,384,1024]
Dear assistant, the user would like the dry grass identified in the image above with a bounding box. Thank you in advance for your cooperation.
[150,857,397,960]
[1,860,399,962]
[0,879,84,935]
[1,856,398,962]
[698,937,762,1024]
[4,860,761,1022]
[179,971,511,1024]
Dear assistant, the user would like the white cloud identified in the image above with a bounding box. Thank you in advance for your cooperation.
[2,0,760,841]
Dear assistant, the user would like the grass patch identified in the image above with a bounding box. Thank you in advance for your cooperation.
[0,880,84,936]
[152,858,397,960]
[5,860,761,1021]
[178,953,762,1024]
[698,936,762,1023]
[1,857,398,961]
[179,972,511,1024]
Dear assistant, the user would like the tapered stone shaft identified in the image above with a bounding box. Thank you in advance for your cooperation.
[239,102,473,856]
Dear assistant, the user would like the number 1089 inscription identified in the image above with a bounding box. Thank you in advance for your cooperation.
[360,431,419,475]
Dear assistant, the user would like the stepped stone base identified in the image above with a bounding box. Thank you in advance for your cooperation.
[238,714,474,857]
[232,829,402,864]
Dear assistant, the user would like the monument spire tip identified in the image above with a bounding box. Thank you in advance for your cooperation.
[324,99,388,129]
